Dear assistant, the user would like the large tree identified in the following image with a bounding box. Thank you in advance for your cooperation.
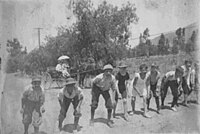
[157,34,170,55]
[6,38,27,73]
[185,30,197,54]
[14,0,138,74]
[44,0,138,67]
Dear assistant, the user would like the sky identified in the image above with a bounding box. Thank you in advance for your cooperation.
[0,0,199,52]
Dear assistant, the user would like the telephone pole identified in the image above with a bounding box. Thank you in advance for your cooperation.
[34,27,43,48]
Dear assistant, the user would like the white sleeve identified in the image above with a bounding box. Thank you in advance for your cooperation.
[135,73,139,78]
[56,64,62,72]
[77,87,84,100]
[57,88,64,101]
[190,70,195,85]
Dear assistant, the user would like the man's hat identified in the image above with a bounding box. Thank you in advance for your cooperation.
[65,78,77,86]
[118,63,128,68]
[58,55,70,61]
[32,76,42,82]
[103,64,113,70]
[151,63,157,67]
[139,64,148,71]
[175,66,184,74]
[184,59,192,64]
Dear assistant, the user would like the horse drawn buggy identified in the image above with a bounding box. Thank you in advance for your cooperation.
[43,55,103,90]
[43,66,66,90]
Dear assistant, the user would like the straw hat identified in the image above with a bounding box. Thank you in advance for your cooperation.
[118,63,128,68]
[103,64,113,70]
[58,55,70,61]
[65,78,77,86]
[32,76,42,83]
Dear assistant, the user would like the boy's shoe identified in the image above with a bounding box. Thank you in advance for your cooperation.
[147,107,150,112]
[124,114,129,121]
[177,103,179,107]
[89,119,94,126]
[73,129,78,134]
[157,108,160,114]
[143,113,152,118]
[58,122,62,131]
[107,120,114,128]
[129,111,135,115]
[171,107,177,112]
[182,100,188,106]
[34,127,39,133]
[160,105,165,109]
[76,124,82,131]
[113,113,116,118]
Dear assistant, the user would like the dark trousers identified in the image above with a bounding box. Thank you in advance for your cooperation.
[58,95,80,124]
[22,99,41,125]
[147,83,160,109]
[161,80,179,107]
[182,77,192,95]
[91,84,113,109]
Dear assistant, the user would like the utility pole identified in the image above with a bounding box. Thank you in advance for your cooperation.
[34,27,43,48]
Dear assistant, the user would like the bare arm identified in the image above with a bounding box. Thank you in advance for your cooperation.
[21,90,28,109]
[77,92,84,109]
[145,75,150,90]
[133,77,141,96]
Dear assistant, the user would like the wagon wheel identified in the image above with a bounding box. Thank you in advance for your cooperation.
[43,72,53,90]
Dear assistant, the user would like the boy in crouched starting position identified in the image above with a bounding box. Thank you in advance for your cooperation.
[58,78,84,133]
[21,76,45,134]
[160,66,184,111]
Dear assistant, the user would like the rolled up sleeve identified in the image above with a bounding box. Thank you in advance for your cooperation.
[77,87,84,100]
[111,77,117,91]
[58,88,64,101]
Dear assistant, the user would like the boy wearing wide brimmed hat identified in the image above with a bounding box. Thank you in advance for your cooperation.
[58,78,84,132]
[21,76,45,134]
[131,64,151,118]
[90,64,117,128]
[146,63,161,114]
[114,63,130,121]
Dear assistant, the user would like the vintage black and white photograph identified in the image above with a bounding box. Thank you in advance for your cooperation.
[0,0,199,134]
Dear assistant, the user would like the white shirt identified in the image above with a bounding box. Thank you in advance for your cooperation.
[190,69,195,85]
[134,73,149,95]
[58,86,83,100]
[56,64,62,72]
[22,85,45,104]
[181,65,192,86]
[92,73,117,91]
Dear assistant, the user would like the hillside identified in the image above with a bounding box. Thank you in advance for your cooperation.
[118,52,196,79]
[151,22,199,46]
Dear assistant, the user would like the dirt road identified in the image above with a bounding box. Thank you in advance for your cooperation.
[1,74,200,134]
